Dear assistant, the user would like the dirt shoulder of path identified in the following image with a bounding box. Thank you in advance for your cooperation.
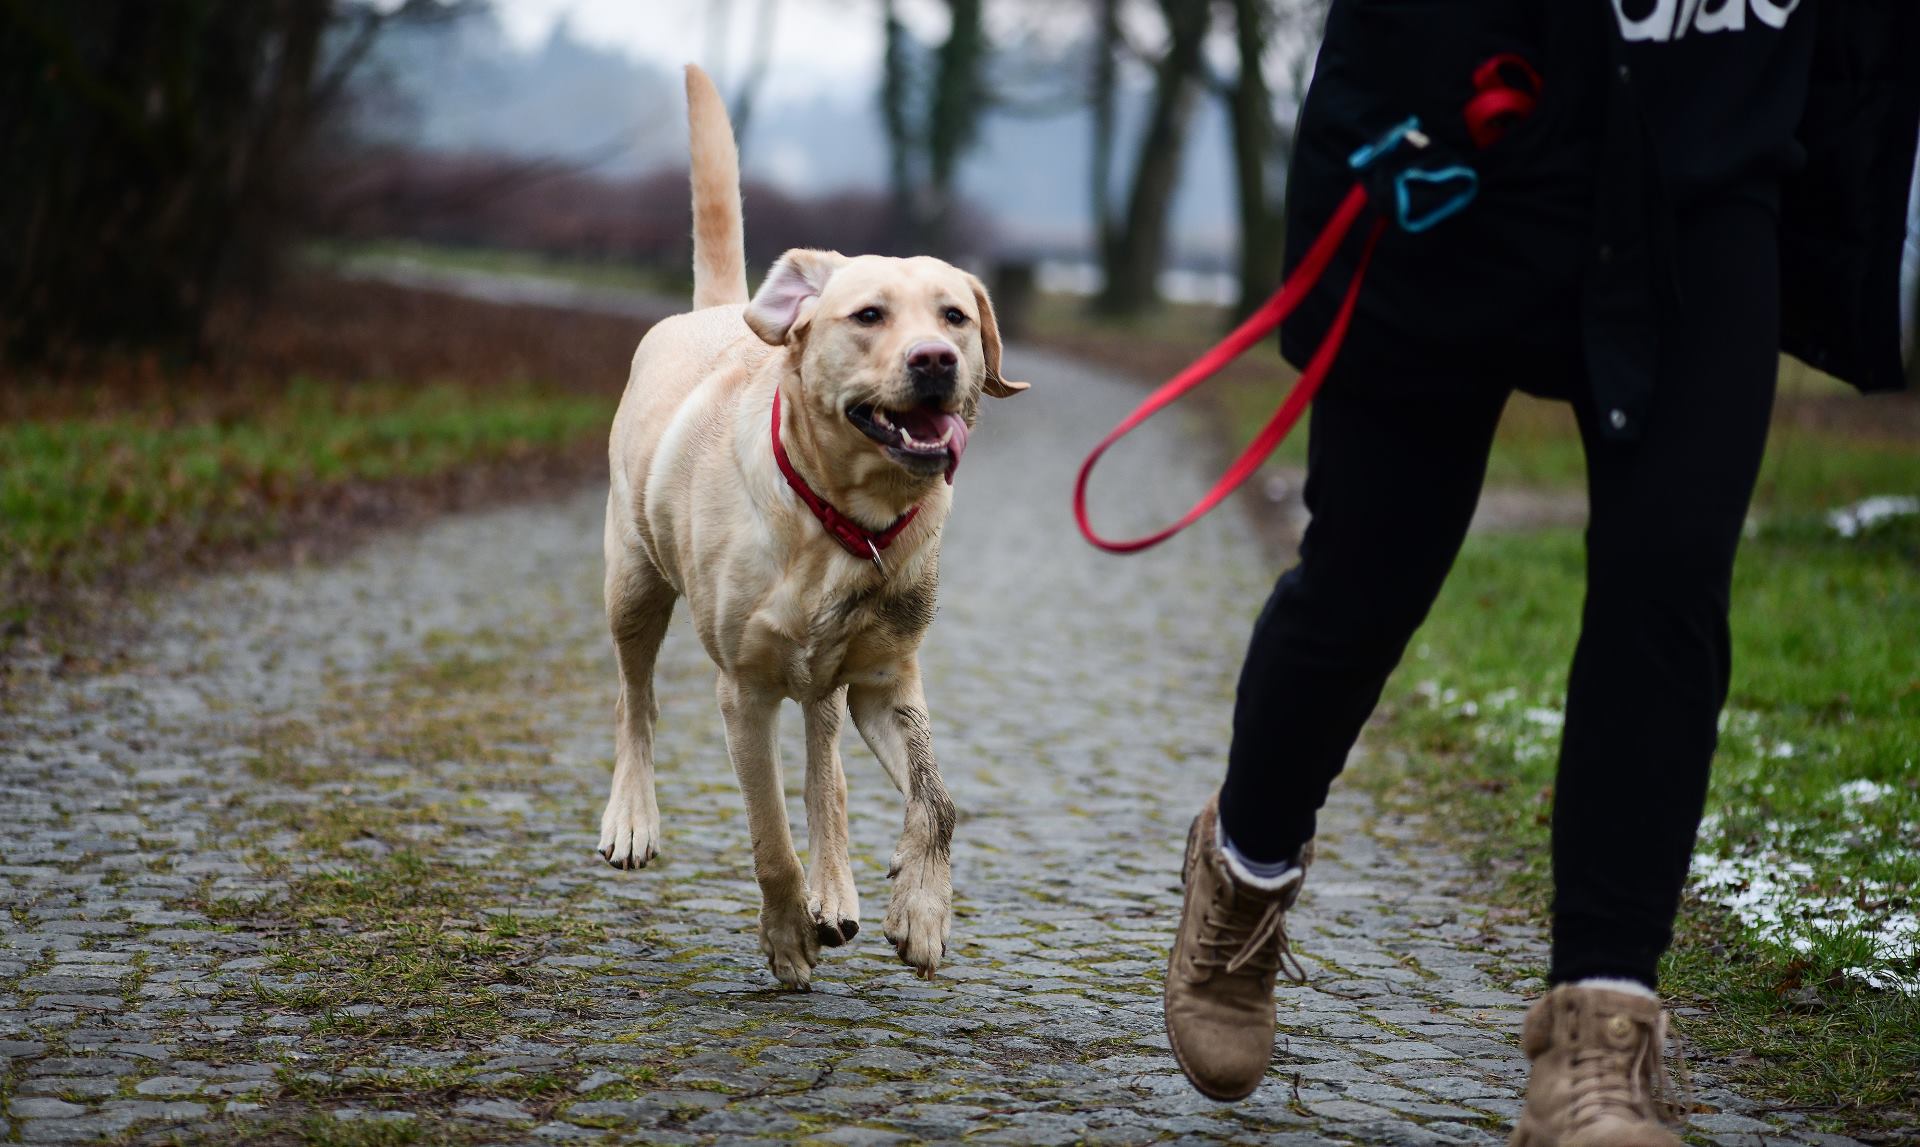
[2,275,663,680]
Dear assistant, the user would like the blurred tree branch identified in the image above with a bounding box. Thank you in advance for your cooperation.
[728,0,782,161]
[0,0,464,367]
[878,0,989,257]
[311,4,388,116]
[0,0,162,161]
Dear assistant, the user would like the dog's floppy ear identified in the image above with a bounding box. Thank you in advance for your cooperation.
[967,274,1030,398]
[746,248,846,345]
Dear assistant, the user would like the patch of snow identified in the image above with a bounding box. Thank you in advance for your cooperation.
[1827,495,1919,538]
[1837,779,1895,807]
[1523,707,1564,729]
[1690,848,1918,994]
[1847,966,1920,993]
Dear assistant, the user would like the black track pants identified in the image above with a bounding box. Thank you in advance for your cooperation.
[1218,201,1780,988]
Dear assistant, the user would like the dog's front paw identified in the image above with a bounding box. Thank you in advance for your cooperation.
[883,874,950,979]
[597,793,658,870]
[759,893,821,990]
[808,869,860,948]
[806,860,860,949]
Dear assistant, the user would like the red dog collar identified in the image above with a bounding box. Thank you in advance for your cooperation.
[771,387,920,568]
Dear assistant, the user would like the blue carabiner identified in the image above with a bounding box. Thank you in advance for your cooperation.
[1395,166,1480,233]
[1350,114,1480,233]
[1348,116,1423,171]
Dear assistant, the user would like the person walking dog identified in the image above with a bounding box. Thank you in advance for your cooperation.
[1160,3,1919,1143]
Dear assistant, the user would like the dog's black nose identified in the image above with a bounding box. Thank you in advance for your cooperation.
[906,340,958,402]
[907,341,958,379]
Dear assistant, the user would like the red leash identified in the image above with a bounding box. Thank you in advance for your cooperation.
[1073,54,1540,555]
[1073,187,1381,554]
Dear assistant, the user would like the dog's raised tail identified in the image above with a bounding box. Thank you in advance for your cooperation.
[685,64,749,310]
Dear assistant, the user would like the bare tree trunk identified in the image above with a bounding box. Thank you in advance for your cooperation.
[1097,0,1211,316]
[1089,0,1122,257]
[925,0,985,256]
[1228,0,1286,321]
[876,0,988,257]
[879,0,916,250]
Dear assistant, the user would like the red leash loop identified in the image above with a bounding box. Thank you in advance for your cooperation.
[1072,55,1538,555]
[1465,53,1542,150]
[1072,185,1383,554]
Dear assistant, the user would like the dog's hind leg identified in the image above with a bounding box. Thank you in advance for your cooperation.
[849,664,954,979]
[598,495,676,870]
[717,673,818,989]
[803,688,860,948]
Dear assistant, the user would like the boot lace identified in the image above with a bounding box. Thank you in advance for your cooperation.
[1193,890,1308,984]
[1567,1010,1689,1131]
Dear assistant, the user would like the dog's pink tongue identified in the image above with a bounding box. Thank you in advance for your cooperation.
[938,414,968,482]
[895,408,970,482]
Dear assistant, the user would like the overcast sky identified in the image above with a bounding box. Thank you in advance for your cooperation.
[492,0,949,104]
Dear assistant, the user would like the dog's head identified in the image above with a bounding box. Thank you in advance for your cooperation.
[746,249,1028,488]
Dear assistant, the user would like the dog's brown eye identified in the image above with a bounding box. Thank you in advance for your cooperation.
[853,307,884,325]
[943,308,969,326]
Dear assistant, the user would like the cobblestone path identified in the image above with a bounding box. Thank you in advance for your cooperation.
[3,349,1830,1145]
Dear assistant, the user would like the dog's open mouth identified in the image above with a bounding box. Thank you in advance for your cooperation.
[847,403,970,482]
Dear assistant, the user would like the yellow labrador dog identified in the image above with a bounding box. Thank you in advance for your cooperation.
[596,65,1027,989]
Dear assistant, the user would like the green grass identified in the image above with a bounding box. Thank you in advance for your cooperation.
[1362,512,1920,1128]
[176,635,666,1133]
[0,378,610,584]
[170,1109,481,1146]
[235,849,605,1050]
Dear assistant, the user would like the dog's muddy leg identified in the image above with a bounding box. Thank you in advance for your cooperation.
[803,688,861,947]
[849,666,954,979]
[598,499,675,870]
[716,674,819,989]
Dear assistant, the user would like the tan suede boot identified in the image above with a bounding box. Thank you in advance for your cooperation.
[1510,984,1686,1147]
[1163,795,1311,1101]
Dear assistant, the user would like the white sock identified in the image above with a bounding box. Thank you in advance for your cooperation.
[1217,820,1303,892]
[1571,976,1659,1001]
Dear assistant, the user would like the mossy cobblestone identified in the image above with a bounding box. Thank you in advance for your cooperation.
[2,350,1843,1144]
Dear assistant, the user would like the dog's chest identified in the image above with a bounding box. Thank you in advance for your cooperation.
[768,577,936,698]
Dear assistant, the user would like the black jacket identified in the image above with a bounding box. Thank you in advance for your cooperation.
[1779,1,1920,390]
[1280,0,1919,429]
